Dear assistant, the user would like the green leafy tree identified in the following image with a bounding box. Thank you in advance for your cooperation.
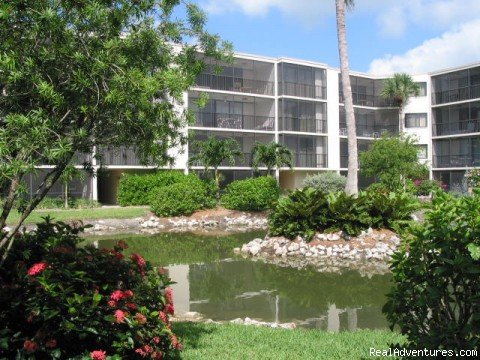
[360,135,428,192]
[251,141,293,176]
[336,0,358,195]
[188,136,243,190]
[0,0,231,262]
[381,73,420,132]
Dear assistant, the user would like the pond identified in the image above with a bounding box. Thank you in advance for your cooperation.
[88,230,392,331]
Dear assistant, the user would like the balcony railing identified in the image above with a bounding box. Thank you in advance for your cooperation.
[339,94,396,107]
[281,82,326,99]
[433,155,480,168]
[292,153,327,168]
[195,73,274,95]
[432,84,480,105]
[189,153,253,167]
[433,118,480,136]
[281,117,327,133]
[193,112,274,131]
[99,147,142,166]
[339,124,398,137]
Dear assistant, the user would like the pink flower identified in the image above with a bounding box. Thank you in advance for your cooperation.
[134,312,147,325]
[152,352,164,359]
[126,302,137,310]
[158,267,167,275]
[114,309,126,323]
[108,300,117,308]
[165,287,173,305]
[23,340,38,353]
[170,334,182,350]
[90,350,107,360]
[27,262,48,276]
[45,339,57,348]
[165,303,174,315]
[124,290,134,298]
[110,290,125,301]
[135,348,147,357]
[159,311,169,324]
[152,337,161,344]
[131,253,146,268]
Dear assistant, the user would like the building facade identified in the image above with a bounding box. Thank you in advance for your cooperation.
[29,53,480,203]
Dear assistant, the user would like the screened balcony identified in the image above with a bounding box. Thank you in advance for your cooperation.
[433,137,480,168]
[189,92,275,131]
[432,101,480,136]
[432,66,480,105]
[280,134,328,168]
[278,62,327,99]
[339,76,396,108]
[339,107,399,138]
[99,146,142,166]
[194,58,275,96]
[279,99,327,134]
[340,139,372,168]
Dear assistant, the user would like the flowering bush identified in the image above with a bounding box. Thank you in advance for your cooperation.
[0,218,181,359]
[465,168,480,189]
[412,179,444,196]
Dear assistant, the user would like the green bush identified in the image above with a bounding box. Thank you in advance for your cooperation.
[150,177,215,217]
[302,172,347,193]
[412,179,443,196]
[117,171,187,206]
[0,219,181,359]
[384,191,480,351]
[221,176,280,211]
[326,192,371,236]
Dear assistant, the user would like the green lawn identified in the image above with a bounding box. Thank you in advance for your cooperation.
[173,322,405,360]
[5,207,149,226]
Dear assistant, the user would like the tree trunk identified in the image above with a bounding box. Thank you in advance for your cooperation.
[64,182,69,209]
[398,107,404,134]
[336,0,358,195]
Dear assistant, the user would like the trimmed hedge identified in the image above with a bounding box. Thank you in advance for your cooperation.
[221,176,280,211]
[302,172,347,193]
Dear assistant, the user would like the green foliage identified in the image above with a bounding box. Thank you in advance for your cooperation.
[380,73,420,108]
[302,172,347,193]
[221,176,280,211]
[117,171,189,206]
[251,142,293,174]
[465,168,480,189]
[360,135,428,192]
[384,191,480,351]
[150,177,216,217]
[36,196,100,210]
[412,179,444,196]
[0,219,180,358]
[326,192,371,236]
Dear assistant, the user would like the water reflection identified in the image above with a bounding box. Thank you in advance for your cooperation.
[91,231,391,331]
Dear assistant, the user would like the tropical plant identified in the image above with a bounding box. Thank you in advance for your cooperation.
[188,136,243,190]
[336,0,358,195]
[221,176,280,211]
[0,0,231,262]
[251,142,293,176]
[381,73,420,132]
[384,191,480,351]
[302,172,347,193]
[326,191,371,236]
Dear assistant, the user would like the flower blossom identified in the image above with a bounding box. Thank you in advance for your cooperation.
[114,309,126,323]
[165,287,173,305]
[90,350,107,360]
[134,312,147,325]
[23,340,38,353]
[27,262,48,276]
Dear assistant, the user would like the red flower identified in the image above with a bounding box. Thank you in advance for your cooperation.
[108,300,117,308]
[170,334,182,350]
[159,311,169,324]
[126,302,137,310]
[90,350,107,360]
[27,262,48,276]
[112,250,124,260]
[152,351,163,359]
[45,339,57,348]
[124,290,134,298]
[152,336,161,344]
[131,253,146,268]
[117,240,128,249]
[134,312,147,325]
[144,345,153,353]
[135,348,147,357]
[165,287,173,305]
[110,290,125,301]
[23,340,38,353]
[114,309,126,323]
[158,267,167,275]
[165,303,174,315]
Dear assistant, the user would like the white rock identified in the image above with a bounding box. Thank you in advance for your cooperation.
[249,245,261,256]
[230,318,244,324]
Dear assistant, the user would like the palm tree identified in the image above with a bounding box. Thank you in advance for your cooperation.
[381,73,420,133]
[251,141,293,176]
[188,136,243,189]
[336,0,358,195]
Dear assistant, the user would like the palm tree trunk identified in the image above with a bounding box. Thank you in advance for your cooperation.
[398,107,404,134]
[336,0,358,195]
[64,182,69,209]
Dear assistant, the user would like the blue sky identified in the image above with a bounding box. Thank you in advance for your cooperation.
[191,0,480,75]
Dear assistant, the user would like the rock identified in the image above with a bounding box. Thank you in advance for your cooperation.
[287,243,299,252]
[230,318,244,324]
[184,311,202,319]
[233,247,241,253]
[249,245,261,256]
[327,233,340,241]
[279,323,296,330]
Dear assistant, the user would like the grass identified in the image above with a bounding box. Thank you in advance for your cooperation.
[5,206,149,226]
[172,322,406,360]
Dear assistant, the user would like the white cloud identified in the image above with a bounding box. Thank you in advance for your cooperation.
[368,19,480,75]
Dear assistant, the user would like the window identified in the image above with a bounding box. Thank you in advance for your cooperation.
[415,82,427,97]
[405,113,427,128]
[417,145,428,160]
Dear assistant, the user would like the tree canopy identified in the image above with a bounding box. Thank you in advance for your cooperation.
[251,141,293,175]
[0,0,231,259]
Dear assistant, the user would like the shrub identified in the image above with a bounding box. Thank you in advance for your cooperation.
[150,177,215,217]
[0,219,181,359]
[383,191,480,351]
[221,176,280,211]
[117,171,187,206]
[302,172,347,193]
[36,197,101,209]
[412,179,443,196]
[326,192,371,236]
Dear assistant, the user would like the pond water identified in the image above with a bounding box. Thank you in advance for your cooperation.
[89,231,392,331]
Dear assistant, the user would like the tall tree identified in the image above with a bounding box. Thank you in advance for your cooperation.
[0,0,231,260]
[251,141,293,176]
[336,0,358,195]
[381,73,420,133]
[188,136,243,190]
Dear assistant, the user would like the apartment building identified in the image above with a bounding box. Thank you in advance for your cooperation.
[25,53,480,203]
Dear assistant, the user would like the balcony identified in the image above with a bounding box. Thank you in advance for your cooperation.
[99,147,142,166]
[189,153,252,167]
[281,82,326,99]
[339,124,398,138]
[195,73,274,96]
[193,112,274,131]
[292,153,327,168]
[433,155,480,168]
[433,118,480,136]
[282,117,327,134]
[339,93,396,108]
[432,84,480,105]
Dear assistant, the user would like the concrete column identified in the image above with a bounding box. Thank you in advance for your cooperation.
[167,265,190,316]
[327,303,341,332]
